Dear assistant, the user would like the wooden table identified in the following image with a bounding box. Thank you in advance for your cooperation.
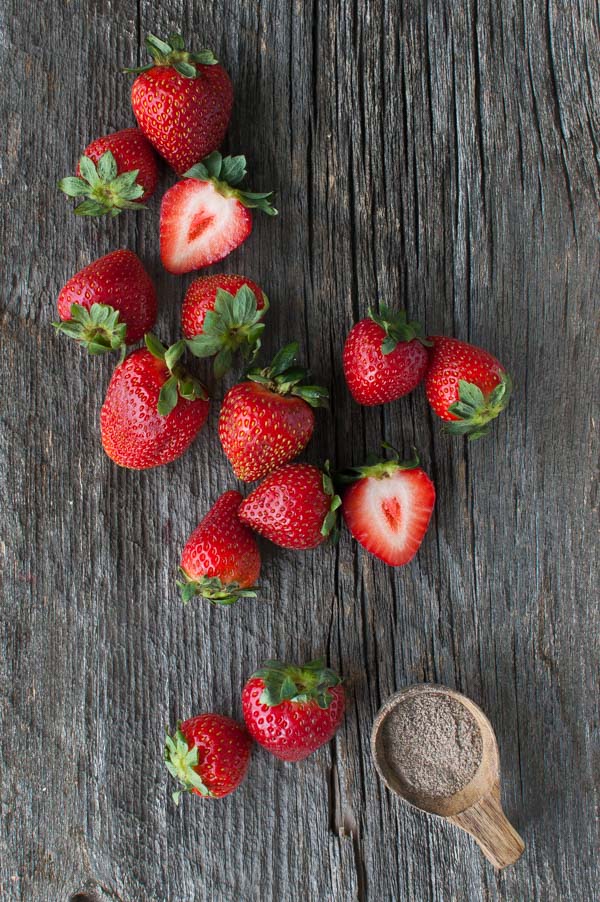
[1,1,598,899]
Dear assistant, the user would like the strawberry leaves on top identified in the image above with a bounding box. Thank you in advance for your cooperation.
[444,373,513,440]
[251,659,342,711]
[245,341,329,408]
[144,334,208,416]
[164,728,212,804]
[124,32,218,79]
[183,151,277,216]
[368,306,432,355]
[53,302,127,355]
[58,151,145,217]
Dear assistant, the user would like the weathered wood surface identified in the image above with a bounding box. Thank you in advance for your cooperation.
[1,0,598,899]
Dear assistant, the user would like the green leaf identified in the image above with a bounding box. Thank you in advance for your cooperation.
[381,335,398,355]
[213,289,236,328]
[458,380,485,409]
[202,151,223,179]
[168,33,185,50]
[145,333,166,360]
[186,334,224,358]
[233,285,258,322]
[157,376,179,416]
[97,150,118,181]
[58,177,90,197]
[269,342,299,377]
[78,155,100,185]
[74,200,108,216]
[448,401,477,419]
[112,170,140,189]
[183,162,210,181]
[174,61,197,78]
[189,50,218,65]
[165,340,186,371]
[220,155,247,186]
[213,347,233,379]
[146,33,173,56]
[115,184,145,202]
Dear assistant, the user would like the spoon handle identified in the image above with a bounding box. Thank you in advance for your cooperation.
[448,782,524,869]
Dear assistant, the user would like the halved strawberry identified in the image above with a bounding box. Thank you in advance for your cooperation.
[160,152,276,275]
[341,449,435,566]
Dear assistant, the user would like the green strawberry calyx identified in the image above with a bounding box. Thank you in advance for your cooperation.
[251,659,342,710]
[183,152,277,216]
[164,727,214,804]
[368,305,432,354]
[144,334,209,416]
[124,33,218,79]
[245,342,329,408]
[321,461,342,538]
[58,151,146,217]
[52,302,127,355]
[337,444,422,483]
[445,372,513,441]
[177,571,258,606]
[186,285,269,379]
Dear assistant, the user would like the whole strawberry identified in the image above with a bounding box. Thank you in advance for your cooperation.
[340,447,435,566]
[242,659,345,761]
[219,343,328,482]
[160,152,276,274]
[183,276,268,377]
[425,336,512,439]
[58,128,158,217]
[164,714,252,802]
[343,306,431,405]
[54,250,157,352]
[178,491,261,605]
[126,33,233,175]
[100,335,209,469]
[239,463,340,550]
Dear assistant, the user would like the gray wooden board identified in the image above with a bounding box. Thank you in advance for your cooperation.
[0,0,598,899]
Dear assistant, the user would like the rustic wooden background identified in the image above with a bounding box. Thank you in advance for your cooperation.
[1,0,598,899]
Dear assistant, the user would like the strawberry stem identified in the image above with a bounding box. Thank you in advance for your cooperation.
[251,660,342,709]
[445,373,513,440]
[52,303,127,354]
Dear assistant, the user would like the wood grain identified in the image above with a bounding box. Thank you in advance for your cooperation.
[1,0,598,899]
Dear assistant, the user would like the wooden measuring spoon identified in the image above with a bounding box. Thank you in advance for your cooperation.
[371,684,525,869]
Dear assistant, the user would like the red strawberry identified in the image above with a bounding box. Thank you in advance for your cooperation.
[183,276,268,377]
[178,491,261,605]
[241,660,345,761]
[54,250,157,352]
[58,128,158,217]
[425,336,512,439]
[341,449,435,566]
[239,463,340,550]
[343,307,431,405]
[164,714,252,802]
[218,343,327,481]
[160,152,276,274]
[100,336,209,469]
[126,33,233,175]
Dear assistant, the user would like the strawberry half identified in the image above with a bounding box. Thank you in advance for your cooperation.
[160,152,276,274]
[100,335,209,469]
[178,491,261,605]
[218,343,328,481]
[343,306,431,405]
[54,250,157,352]
[239,463,340,550]
[165,714,252,802]
[126,33,233,175]
[341,448,435,566]
[58,128,158,217]
[183,276,268,378]
[424,336,512,440]
[242,659,345,761]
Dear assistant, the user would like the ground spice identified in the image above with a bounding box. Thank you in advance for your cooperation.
[380,693,483,798]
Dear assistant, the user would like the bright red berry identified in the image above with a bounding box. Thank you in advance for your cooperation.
[164,714,252,802]
[424,336,512,440]
[343,307,431,405]
[242,660,345,761]
[160,152,276,275]
[54,250,157,352]
[100,336,209,469]
[238,463,340,550]
[58,128,158,217]
[341,449,435,566]
[127,34,233,175]
[178,491,261,605]
[218,343,328,482]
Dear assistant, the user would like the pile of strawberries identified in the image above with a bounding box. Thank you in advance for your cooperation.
[55,34,512,800]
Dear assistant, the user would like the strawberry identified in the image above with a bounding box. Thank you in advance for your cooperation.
[126,33,233,175]
[160,152,276,275]
[164,714,252,802]
[100,335,209,469]
[238,463,340,550]
[58,128,158,217]
[342,306,431,405]
[178,491,261,605]
[241,659,345,761]
[424,336,512,439]
[54,250,157,352]
[183,276,268,377]
[218,343,328,481]
[340,448,435,566]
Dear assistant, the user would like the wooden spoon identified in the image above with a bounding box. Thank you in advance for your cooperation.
[371,684,525,869]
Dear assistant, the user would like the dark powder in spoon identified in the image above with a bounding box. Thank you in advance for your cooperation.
[380,693,483,798]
